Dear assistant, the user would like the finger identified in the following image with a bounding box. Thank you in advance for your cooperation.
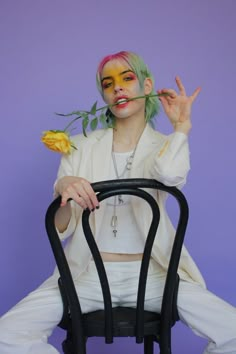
[77,180,99,210]
[190,87,201,102]
[157,89,168,100]
[80,179,99,207]
[157,90,165,103]
[60,179,99,210]
[60,187,82,207]
[75,187,94,210]
[60,190,76,207]
[60,198,68,207]
[158,96,169,110]
[77,196,88,210]
[61,191,91,210]
[175,76,186,96]
[157,89,167,96]
[160,88,178,99]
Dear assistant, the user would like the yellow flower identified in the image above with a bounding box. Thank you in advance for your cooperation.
[41,130,76,154]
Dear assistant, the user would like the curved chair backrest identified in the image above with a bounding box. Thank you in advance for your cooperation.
[45,178,189,353]
[82,179,161,344]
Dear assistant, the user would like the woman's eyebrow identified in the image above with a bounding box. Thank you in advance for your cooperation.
[101,70,134,83]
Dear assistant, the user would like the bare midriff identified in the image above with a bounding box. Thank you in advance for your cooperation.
[99,252,143,262]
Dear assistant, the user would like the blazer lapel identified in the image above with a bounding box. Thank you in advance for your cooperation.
[130,124,160,240]
[91,128,113,238]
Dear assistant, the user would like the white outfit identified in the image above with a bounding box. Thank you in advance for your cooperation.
[49,124,205,286]
[97,150,145,253]
[0,125,236,354]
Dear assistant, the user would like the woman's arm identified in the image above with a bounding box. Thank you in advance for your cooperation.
[146,132,190,189]
[54,176,99,233]
[147,77,200,188]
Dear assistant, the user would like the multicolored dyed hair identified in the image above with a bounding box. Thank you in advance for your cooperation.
[96,51,159,123]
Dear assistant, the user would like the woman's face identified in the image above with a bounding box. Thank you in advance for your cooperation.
[101,59,151,120]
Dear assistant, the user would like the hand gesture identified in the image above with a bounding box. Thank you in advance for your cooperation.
[158,76,201,134]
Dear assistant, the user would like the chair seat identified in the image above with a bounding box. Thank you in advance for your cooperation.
[83,307,161,338]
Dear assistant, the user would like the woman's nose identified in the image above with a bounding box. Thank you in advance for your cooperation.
[114,81,123,93]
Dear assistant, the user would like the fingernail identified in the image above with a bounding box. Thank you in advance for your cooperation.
[91,208,95,212]
[96,206,100,209]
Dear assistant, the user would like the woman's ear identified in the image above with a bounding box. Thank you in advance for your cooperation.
[144,77,153,95]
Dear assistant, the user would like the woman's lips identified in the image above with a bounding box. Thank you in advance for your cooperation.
[114,97,129,109]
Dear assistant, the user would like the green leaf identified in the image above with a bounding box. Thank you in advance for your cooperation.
[55,111,82,117]
[90,117,98,131]
[90,101,97,115]
[81,112,89,119]
[55,109,91,117]
[99,112,107,128]
[55,112,75,117]
[82,116,89,137]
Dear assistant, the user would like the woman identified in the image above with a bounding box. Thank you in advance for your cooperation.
[0,51,236,354]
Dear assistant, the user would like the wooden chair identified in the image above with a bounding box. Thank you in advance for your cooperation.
[45,178,189,354]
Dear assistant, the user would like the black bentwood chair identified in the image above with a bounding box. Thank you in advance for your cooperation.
[45,178,189,354]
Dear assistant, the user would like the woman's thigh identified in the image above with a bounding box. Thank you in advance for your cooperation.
[177,281,236,345]
[0,285,64,340]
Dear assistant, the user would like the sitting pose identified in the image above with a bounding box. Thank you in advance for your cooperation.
[0,51,236,354]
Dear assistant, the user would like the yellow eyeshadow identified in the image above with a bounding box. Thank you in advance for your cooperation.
[101,67,137,91]
[102,65,129,78]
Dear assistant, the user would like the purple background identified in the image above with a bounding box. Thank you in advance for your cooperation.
[1,0,236,352]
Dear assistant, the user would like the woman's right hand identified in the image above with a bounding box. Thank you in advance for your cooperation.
[55,176,99,210]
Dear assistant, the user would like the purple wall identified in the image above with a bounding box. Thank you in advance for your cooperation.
[1,0,236,352]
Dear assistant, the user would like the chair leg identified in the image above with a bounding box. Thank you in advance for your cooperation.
[159,329,171,354]
[144,336,154,354]
[62,337,87,354]
[159,348,171,354]
[62,339,74,354]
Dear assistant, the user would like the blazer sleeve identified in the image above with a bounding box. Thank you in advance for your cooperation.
[146,132,190,189]
[52,152,78,241]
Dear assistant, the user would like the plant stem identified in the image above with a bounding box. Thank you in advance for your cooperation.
[63,92,168,132]
[63,116,83,132]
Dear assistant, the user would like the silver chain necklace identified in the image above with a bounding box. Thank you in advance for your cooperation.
[110,144,138,237]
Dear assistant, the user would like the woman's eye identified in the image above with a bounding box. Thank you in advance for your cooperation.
[124,76,134,81]
[102,82,112,89]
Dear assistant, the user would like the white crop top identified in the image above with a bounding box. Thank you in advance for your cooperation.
[96,151,145,254]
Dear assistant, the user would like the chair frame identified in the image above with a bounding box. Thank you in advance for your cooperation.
[45,178,189,354]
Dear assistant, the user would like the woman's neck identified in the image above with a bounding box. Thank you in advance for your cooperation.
[112,120,146,153]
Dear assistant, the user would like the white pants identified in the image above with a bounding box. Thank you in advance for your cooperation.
[0,260,236,354]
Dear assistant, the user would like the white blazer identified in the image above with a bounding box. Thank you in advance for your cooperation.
[41,124,206,289]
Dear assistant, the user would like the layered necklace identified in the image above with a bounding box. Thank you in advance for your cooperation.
[110,138,140,237]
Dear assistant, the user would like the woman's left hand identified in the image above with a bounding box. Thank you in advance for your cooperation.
[158,76,201,135]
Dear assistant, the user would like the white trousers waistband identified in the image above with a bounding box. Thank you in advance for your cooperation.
[86,258,166,275]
